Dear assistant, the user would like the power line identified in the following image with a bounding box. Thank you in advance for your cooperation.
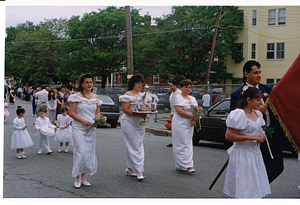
[5,24,300,44]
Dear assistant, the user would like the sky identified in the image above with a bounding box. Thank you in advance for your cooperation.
[5,5,173,28]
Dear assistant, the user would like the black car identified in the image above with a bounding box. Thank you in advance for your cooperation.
[97,95,120,128]
[157,95,171,113]
[193,98,232,147]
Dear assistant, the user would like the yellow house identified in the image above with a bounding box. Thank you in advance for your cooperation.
[226,6,300,85]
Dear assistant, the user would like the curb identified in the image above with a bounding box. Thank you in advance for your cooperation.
[117,121,172,137]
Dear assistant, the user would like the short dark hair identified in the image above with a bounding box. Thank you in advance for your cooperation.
[41,84,46,90]
[180,79,192,88]
[60,106,69,113]
[16,106,25,115]
[127,74,144,91]
[77,73,93,93]
[243,60,261,83]
[66,84,73,91]
[60,85,66,89]
[237,86,262,109]
[39,107,47,113]
[169,80,178,87]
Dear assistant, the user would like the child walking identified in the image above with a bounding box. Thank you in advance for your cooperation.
[54,106,72,153]
[4,100,9,122]
[223,86,271,198]
[11,106,34,159]
[35,107,53,155]
[47,89,57,124]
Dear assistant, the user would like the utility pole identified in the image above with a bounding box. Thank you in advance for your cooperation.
[125,6,133,80]
[205,6,223,85]
[205,6,233,85]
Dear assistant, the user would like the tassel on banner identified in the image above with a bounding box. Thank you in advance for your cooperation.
[266,98,300,154]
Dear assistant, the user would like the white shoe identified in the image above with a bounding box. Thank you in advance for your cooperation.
[21,152,26,159]
[298,185,300,191]
[126,168,137,177]
[58,147,62,153]
[16,153,22,159]
[74,181,81,188]
[137,172,144,182]
[64,147,69,153]
[175,167,188,172]
[81,180,91,186]
[38,151,42,155]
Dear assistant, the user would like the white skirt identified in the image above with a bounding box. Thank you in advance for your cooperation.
[11,129,34,149]
[223,141,271,198]
[54,126,72,143]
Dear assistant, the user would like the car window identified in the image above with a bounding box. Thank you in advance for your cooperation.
[97,95,115,104]
[158,96,168,103]
[218,94,227,101]
[209,100,230,115]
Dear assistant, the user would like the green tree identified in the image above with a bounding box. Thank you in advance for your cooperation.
[136,6,243,83]
[59,6,148,88]
[5,19,68,85]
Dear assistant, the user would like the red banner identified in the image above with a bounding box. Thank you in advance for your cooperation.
[267,54,300,154]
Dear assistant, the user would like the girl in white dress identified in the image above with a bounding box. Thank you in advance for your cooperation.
[172,79,199,173]
[69,74,102,188]
[47,89,57,124]
[11,106,34,159]
[119,74,147,182]
[54,106,72,153]
[223,86,271,198]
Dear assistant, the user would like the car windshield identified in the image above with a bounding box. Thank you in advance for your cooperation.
[97,95,115,105]
[209,100,230,115]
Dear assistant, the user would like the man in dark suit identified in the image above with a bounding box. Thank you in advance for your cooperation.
[230,60,286,183]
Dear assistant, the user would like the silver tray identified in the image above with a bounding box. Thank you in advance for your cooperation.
[132,110,158,114]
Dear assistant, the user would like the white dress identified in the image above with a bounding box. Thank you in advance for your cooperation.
[54,114,72,143]
[68,93,102,177]
[119,94,145,173]
[11,117,34,149]
[172,94,198,169]
[223,109,271,198]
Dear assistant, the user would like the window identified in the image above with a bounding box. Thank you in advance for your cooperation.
[153,74,159,84]
[266,43,285,60]
[268,8,286,26]
[252,10,257,26]
[278,8,286,25]
[268,9,276,26]
[266,79,275,85]
[239,10,244,22]
[251,43,256,59]
[267,43,275,59]
[277,43,285,59]
[235,43,243,57]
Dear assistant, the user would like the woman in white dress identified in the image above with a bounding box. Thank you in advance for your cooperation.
[172,79,199,173]
[11,106,34,159]
[223,86,271,198]
[119,74,147,181]
[68,74,102,188]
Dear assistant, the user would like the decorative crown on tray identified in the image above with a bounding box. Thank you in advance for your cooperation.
[134,85,159,112]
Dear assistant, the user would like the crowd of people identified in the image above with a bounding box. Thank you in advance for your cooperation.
[4,60,299,198]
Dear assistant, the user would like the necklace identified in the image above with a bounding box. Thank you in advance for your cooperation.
[181,93,190,101]
[244,108,253,114]
[131,90,139,95]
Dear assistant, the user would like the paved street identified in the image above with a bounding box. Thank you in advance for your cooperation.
[2,99,300,201]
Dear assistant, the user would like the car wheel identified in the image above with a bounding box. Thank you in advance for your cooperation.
[109,120,118,128]
[164,107,170,113]
[192,126,201,146]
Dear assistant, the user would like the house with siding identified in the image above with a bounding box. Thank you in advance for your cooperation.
[226,6,300,85]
